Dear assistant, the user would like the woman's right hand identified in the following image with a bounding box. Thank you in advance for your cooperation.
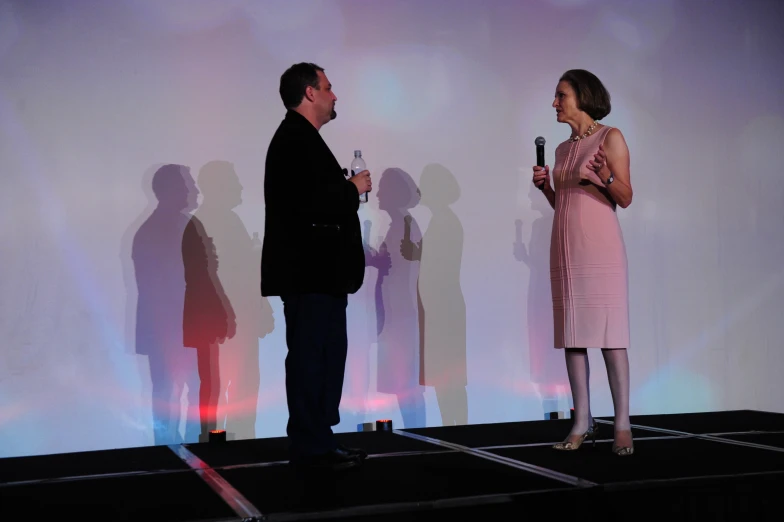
[532,165,551,191]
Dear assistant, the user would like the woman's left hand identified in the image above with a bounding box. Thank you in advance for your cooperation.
[587,144,611,182]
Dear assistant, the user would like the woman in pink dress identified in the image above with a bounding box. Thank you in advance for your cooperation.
[532,70,635,456]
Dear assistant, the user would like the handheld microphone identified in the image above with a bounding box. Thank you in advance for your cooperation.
[535,136,546,191]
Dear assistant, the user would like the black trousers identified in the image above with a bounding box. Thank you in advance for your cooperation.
[281,293,348,459]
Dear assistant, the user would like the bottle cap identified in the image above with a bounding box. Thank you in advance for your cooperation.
[354,150,362,156]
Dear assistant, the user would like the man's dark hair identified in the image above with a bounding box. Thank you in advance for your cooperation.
[279,62,324,110]
[559,69,611,120]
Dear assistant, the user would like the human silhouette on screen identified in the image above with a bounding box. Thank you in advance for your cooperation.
[189,160,274,440]
[132,164,200,445]
[182,204,236,442]
[401,163,467,426]
[372,168,425,428]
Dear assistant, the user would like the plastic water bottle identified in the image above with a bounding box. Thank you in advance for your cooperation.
[351,150,368,203]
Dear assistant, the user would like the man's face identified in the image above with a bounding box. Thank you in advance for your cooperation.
[313,70,337,124]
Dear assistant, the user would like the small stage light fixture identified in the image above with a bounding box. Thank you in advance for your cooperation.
[209,429,226,443]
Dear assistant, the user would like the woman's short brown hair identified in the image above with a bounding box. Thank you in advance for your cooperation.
[559,69,611,120]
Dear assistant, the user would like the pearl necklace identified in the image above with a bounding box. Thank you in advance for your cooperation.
[569,120,599,141]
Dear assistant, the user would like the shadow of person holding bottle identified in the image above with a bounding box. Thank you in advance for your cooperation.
[513,182,570,418]
[187,160,275,441]
[368,168,426,428]
[401,164,467,426]
[131,164,200,445]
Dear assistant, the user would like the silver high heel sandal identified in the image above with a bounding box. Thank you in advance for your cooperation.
[612,430,634,456]
[552,419,599,451]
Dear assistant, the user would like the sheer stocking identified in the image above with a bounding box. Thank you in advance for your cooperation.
[602,348,632,447]
[564,348,592,438]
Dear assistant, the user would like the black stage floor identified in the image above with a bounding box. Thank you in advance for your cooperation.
[1,410,783,521]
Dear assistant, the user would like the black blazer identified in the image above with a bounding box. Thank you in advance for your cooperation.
[261,110,365,296]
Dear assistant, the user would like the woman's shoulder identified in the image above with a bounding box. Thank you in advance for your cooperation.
[601,125,627,148]
[598,123,626,137]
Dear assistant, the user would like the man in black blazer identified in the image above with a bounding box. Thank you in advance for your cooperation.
[261,62,372,470]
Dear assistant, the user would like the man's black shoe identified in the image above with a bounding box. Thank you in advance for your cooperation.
[290,449,361,472]
[337,445,368,461]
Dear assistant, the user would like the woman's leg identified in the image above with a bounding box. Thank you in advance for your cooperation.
[601,348,633,451]
[563,348,592,439]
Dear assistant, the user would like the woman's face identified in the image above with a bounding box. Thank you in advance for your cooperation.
[552,80,581,124]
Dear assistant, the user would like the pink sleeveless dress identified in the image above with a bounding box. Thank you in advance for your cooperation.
[550,126,630,349]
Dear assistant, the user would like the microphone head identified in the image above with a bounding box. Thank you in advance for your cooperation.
[535,136,546,147]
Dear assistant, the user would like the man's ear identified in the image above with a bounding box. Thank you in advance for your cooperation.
[304,85,316,103]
